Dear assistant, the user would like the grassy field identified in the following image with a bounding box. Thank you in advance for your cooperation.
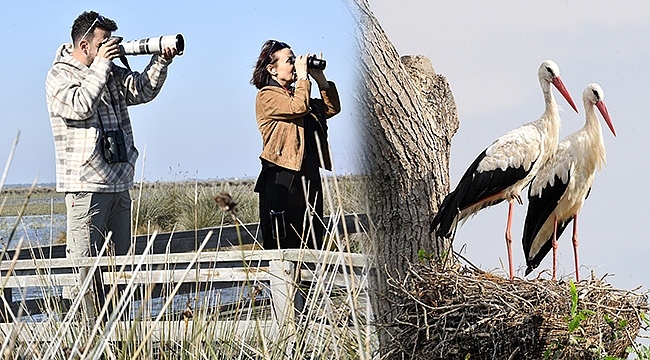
[0,175,367,237]
[0,185,65,216]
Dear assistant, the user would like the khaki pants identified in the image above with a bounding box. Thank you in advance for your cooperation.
[63,191,132,303]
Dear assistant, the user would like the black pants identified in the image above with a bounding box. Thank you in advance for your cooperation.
[255,161,324,249]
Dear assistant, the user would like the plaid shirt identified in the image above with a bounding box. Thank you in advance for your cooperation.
[46,43,171,193]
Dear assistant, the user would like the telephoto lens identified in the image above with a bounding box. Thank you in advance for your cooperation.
[307,57,326,70]
[120,34,185,56]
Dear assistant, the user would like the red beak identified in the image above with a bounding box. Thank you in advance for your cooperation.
[552,77,578,113]
[595,100,616,137]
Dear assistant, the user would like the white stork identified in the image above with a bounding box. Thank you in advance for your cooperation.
[522,83,616,281]
[430,60,578,280]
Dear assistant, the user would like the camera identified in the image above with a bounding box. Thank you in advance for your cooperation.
[100,36,123,46]
[307,56,326,70]
[102,130,128,164]
[119,34,185,56]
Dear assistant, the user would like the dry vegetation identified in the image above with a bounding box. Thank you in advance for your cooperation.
[382,259,649,360]
[0,174,376,359]
[131,175,366,235]
[4,176,650,359]
[0,176,367,241]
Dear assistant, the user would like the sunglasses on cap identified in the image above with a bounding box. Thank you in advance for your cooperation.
[265,40,289,64]
[80,14,107,41]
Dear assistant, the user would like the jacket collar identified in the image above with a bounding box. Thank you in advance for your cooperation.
[267,78,294,95]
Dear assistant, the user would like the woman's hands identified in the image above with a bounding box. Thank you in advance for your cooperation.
[294,54,309,80]
[307,53,329,90]
[296,53,329,90]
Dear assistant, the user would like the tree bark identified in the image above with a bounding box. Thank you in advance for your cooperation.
[356,0,458,275]
[353,0,460,355]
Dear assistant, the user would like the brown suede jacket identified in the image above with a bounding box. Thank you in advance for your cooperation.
[255,79,341,171]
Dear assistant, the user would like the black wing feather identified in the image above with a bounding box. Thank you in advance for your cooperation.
[431,149,532,239]
[525,218,572,275]
[522,172,570,274]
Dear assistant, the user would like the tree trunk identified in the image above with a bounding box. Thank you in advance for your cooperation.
[356,0,458,275]
[353,0,460,355]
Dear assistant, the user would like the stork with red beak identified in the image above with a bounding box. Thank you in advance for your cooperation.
[523,83,616,281]
[430,60,578,280]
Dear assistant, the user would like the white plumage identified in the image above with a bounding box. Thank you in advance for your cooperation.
[431,60,578,280]
[479,124,541,173]
[523,83,616,280]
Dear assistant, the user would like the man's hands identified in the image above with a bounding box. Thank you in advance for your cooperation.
[97,37,121,61]
[161,47,178,61]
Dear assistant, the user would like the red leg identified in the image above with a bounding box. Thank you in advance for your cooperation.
[552,215,558,281]
[572,214,580,282]
[505,200,514,280]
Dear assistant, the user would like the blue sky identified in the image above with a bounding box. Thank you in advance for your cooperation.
[371,0,650,292]
[3,0,648,295]
[0,0,359,185]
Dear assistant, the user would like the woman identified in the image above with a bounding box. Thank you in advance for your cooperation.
[251,40,341,250]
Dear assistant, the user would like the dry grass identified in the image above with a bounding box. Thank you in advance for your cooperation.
[1,237,377,359]
[1,239,376,359]
[0,186,64,216]
[0,141,377,360]
[0,176,366,241]
[131,179,257,234]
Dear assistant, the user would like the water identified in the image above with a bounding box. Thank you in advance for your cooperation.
[0,214,66,249]
[12,285,269,322]
[2,214,271,322]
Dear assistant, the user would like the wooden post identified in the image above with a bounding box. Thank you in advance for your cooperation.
[269,259,297,357]
[2,288,14,322]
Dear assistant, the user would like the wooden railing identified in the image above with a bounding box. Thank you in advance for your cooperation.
[0,214,372,331]
[5,213,368,259]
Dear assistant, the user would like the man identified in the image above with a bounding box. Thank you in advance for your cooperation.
[45,11,177,299]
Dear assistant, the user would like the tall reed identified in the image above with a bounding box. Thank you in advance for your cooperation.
[0,171,376,360]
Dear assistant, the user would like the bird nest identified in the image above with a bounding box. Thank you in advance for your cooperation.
[383,260,648,359]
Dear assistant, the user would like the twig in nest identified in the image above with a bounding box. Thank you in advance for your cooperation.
[453,249,481,272]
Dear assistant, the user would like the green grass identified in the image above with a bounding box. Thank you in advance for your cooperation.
[0,176,366,240]
[0,186,65,216]
[132,179,260,234]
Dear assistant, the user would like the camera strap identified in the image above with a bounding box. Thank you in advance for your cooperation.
[96,110,108,137]
[283,173,295,211]
[118,54,131,71]
[96,82,126,142]
[100,81,126,133]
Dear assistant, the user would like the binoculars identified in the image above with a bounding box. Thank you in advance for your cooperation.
[307,56,326,70]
